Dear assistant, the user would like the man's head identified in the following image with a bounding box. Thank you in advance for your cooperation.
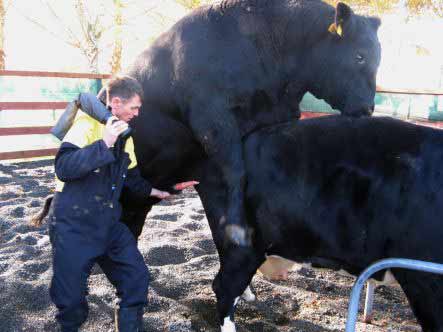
[107,76,144,123]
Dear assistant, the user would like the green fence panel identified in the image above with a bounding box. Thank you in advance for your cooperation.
[301,92,442,122]
[300,92,340,114]
[0,77,103,102]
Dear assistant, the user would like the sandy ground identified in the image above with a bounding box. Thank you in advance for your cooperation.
[0,159,422,332]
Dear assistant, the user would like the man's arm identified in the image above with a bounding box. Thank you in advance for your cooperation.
[123,137,198,200]
[55,111,126,183]
[123,168,198,200]
[55,141,115,182]
[123,166,153,199]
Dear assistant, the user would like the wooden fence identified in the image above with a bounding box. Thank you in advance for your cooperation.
[0,70,110,160]
[0,70,442,161]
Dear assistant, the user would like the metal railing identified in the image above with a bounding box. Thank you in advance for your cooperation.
[346,258,443,332]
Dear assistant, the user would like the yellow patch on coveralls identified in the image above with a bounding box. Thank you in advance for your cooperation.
[55,110,138,191]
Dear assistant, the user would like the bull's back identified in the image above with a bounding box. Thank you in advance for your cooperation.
[128,0,305,117]
[244,116,443,268]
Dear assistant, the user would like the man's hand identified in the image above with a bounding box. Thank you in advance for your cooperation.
[103,116,128,147]
[150,188,171,199]
[150,181,199,200]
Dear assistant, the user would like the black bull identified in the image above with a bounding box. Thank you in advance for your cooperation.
[126,0,381,246]
[119,114,443,331]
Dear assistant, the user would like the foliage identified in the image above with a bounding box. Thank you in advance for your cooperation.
[0,0,11,70]
[0,0,4,70]
[175,0,205,10]
[175,0,219,10]
[325,0,443,17]
[406,0,443,17]
[110,0,123,74]
[323,0,399,15]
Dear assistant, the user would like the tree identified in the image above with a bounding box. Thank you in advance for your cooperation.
[13,0,109,73]
[324,0,399,15]
[175,0,205,10]
[175,0,218,11]
[0,0,11,70]
[72,0,104,73]
[0,0,5,70]
[110,0,123,75]
[325,0,442,17]
[407,0,443,17]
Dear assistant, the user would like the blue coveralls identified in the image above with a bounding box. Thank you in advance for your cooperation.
[49,110,152,331]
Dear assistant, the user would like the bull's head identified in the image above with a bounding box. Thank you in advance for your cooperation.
[306,2,381,117]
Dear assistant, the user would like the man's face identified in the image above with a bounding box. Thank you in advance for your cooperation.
[110,94,142,123]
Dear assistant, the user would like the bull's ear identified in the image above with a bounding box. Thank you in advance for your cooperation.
[329,2,353,37]
[369,17,381,32]
[336,2,353,25]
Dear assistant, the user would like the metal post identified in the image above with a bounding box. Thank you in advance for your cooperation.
[363,280,375,323]
[346,258,443,332]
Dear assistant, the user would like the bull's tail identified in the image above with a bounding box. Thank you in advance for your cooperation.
[30,195,53,227]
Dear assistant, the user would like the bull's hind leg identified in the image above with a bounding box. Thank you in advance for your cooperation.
[392,270,443,332]
[189,101,251,248]
[213,247,264,332]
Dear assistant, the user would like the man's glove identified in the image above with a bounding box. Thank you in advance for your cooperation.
[51,92,114,141]
[50,98,80,140]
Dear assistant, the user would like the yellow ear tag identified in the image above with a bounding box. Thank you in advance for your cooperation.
[328,23,337,34]
[328,23,343,37]
[336,24,343,37]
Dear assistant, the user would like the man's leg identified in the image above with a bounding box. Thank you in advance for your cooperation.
[50,227,98,332]
[97,222,149,332]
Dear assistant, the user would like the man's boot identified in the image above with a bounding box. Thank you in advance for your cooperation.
[114,306,143,332]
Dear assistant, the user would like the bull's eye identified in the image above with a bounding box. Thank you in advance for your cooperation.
[356,54,365,64]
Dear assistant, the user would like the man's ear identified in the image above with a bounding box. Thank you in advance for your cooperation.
[110,96,122,110]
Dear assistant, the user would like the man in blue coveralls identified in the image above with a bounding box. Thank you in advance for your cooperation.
[49,76,196,332]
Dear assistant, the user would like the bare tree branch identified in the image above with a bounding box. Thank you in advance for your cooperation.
[41,0,82,47]
[0,0,5,69]
[110,0,123,74]
[12,5,81,48]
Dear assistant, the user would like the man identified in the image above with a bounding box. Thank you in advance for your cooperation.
[49,76,197,332]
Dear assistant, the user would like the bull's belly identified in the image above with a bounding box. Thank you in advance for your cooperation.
[257,255,398,286]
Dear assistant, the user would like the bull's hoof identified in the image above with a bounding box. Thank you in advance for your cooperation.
[241,286,256,302]
[224,224,251,247]
[221,317,236,332]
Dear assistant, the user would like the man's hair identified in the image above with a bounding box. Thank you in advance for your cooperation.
[106,76,144,103]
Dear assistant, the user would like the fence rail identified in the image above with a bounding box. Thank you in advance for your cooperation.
[0,102,69,110]
[0,70,111,79]
[0,70,442,161]
[0,70,110,161]
[0,148,59,161]
[0,126,52,136]
[376,85,443,96]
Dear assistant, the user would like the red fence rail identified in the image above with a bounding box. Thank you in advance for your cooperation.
[0,70,442,161]
[0,70,110,79]
[0,70,111,160]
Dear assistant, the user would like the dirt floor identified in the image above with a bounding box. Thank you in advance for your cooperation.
[0,159,422,331]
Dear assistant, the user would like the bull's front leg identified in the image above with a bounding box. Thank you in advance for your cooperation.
[213,248,264,332]
[189,100,252,248]
[196,161,264,330]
